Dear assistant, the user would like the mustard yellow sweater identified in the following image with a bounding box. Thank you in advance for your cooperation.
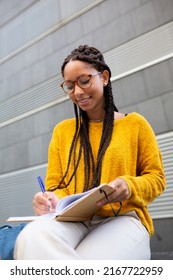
[45,112,166,235]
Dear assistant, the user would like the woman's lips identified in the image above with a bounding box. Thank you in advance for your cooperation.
[77,97,91,105]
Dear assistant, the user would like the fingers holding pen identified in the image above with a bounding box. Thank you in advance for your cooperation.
[35,176,59,215]
[33,191,58,216]
[33,192,50,215]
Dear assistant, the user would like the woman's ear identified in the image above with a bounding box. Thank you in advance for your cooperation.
[102,70,109,86]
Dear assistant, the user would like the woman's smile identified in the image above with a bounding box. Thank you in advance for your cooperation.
[77,96,91,106]
[63,60,109,119]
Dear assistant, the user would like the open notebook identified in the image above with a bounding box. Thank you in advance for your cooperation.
[7,184,113,222]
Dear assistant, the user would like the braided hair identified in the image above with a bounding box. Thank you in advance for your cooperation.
[53,45,118,192]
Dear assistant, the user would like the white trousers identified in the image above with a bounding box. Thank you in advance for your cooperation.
[14,213,151,260]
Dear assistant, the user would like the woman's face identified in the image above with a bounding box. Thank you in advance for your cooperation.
[63,60,109,119]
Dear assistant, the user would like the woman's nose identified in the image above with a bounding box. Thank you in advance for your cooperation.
[73,83,84,95]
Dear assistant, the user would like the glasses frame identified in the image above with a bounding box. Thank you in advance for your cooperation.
[99,188,122,217]
[60,72,101,95]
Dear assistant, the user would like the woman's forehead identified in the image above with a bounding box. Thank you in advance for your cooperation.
[63,60,95,79]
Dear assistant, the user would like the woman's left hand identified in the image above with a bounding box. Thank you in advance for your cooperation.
[97,178,130,207]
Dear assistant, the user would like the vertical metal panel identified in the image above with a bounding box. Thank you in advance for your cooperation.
[148,131,173,219]
[0,164,47,225]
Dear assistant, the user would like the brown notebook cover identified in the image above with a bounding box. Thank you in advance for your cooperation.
[55,184,113,222]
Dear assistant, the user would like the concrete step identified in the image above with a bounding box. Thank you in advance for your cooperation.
[151,252,173,260]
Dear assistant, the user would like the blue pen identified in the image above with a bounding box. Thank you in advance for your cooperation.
[37,176,52,211]
[37,176,46,193]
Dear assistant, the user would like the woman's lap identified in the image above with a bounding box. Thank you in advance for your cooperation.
[77,214,150,259]
[14,213,150,260]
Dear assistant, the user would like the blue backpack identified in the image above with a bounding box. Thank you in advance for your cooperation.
[0,224,26,260]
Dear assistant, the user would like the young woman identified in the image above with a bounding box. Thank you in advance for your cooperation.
[14,45,166,259]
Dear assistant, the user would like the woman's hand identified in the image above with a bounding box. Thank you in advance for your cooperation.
[97,178,130,207]
[33,191,60,216]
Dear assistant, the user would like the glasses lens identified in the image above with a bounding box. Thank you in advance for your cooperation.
[63,82,74,94]
[78,75,91,89]
[61,74,93,94]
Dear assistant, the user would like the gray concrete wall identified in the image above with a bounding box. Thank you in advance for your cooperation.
[113,59,173,133]
[0,0,173,174]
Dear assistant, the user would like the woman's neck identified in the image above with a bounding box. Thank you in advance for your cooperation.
[88,112,105,122]
[89,118,104,123]
[88,112,126,122]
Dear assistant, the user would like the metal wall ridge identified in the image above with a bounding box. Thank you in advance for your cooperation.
[0,21,173,128]
[0,0,103,64]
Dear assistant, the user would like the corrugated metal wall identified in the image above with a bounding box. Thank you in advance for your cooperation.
[1,21,173,128]
[0,131,172,224]
[0,0,172,225]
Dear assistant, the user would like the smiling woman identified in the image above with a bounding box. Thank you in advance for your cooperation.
[61,59,109,121]
[14,45,166,260]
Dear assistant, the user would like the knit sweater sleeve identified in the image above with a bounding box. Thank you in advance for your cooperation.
[120,115,166,207]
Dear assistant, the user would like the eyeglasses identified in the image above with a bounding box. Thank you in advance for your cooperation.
[100,188,122,217]
[60,72,101,95]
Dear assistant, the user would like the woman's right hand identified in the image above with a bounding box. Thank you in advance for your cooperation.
[33,191,60,216]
